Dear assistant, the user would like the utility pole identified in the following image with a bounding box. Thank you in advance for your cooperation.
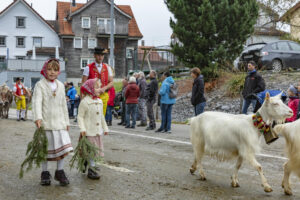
[110,0,115,69]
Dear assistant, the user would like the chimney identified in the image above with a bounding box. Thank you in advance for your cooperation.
[72,0,76,7]
[141,40,145,46]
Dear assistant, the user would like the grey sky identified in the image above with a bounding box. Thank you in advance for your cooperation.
[0,0,173,46]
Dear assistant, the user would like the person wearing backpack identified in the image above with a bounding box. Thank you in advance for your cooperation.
[191,68,206,116]
[156,71,176,134]
[286,85,300,122]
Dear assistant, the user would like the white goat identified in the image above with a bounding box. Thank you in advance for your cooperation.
[190,93,293,193]
[273,119,300,195]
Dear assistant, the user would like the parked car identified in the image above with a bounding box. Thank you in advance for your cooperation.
[238,40,300,72]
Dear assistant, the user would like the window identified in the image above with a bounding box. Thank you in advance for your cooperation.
[13,77,24,83]
[88,38,97,49]
[16,56,25,60]
[277,42,290,51]
[74,37,82,48]
[289,42,300,51]
[0,36,6,46]
[0,56,5,63]
[16,17,25,28]
[270,43,277,50]
[81,58,94,69]
[82,17,91,29]
[126,47,134,59]
[16,37,25,48]
[33,37,42,47]
[97,18,115,33]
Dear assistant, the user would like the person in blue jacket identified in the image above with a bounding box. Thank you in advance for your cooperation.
[155,71,176,134]
[67,82,77,118]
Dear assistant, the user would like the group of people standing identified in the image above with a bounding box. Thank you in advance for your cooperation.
[117,67,207,133]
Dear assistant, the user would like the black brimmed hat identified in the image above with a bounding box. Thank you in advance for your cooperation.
[94,47,108,55]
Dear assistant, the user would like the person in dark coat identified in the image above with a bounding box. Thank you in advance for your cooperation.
[242,61,266,114]
[145,70,158,130]
[191,68,206,116]
[125,77,140,129]
[118,77,128,126]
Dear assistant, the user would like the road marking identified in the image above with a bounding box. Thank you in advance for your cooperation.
[42,124,291,161]
[99,163,135,173]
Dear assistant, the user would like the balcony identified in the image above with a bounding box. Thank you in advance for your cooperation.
[97,24,128,36]
[1,59,65,72]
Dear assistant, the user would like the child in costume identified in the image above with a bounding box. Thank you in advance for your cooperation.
[32,59,73,186]
[77,78,109,180]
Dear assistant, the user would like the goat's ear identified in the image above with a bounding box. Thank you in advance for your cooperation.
[275,92,283,98]
[265,92,270,101]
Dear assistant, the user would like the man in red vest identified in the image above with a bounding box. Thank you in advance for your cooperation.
[13,77,28,121]
[81,47,114,115]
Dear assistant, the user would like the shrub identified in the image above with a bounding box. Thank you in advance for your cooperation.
[225,73,246,98]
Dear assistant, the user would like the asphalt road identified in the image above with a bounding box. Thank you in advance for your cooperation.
[0,115,300,200]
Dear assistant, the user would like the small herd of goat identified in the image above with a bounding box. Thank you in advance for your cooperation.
[0,84,299,195]
[190,93,300,195]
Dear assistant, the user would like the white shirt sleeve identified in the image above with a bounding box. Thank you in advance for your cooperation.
[13,86,17,93]
[83,66,90,77]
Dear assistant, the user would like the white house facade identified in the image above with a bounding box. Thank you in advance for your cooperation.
[0,0,66,89]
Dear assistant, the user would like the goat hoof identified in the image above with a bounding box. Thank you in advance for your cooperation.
[190,168,196,175]
[284,189,293,196]
[264,187,273,193]
[231,182,240,188]
[199,176,206,181]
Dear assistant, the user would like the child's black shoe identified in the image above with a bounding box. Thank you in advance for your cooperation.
[40,171,51,186]
[87,168,100,180]
[54,170,69,186]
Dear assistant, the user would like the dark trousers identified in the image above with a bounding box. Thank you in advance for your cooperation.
[147,100,156,128]
[105,106,114,122]
[121,101,126,123]
[159,103,173,131]
[126,104,138,127]
[69,101,74,117]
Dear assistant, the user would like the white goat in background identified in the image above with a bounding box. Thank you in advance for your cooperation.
[274,119,300,195]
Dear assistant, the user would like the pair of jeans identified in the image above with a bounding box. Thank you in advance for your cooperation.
[126,104,138,127]
[242,98,257,114]
[160,104,173,131]
[105,106,114,122]
[195,102,206,116]
[146,100,156,128]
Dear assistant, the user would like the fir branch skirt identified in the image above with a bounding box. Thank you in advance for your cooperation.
[87,135,104,157]
[46,130,73,161]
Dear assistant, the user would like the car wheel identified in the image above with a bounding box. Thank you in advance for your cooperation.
[272,59,283,73]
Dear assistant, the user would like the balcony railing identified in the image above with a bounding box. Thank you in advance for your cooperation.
[98,24,128,35]
[4,59,65,71]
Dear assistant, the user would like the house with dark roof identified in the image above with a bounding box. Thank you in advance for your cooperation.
[0,0,66,89]
[280,2,300,40]
[56,0,143,82]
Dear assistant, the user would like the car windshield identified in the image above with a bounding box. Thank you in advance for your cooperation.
[244,44,266,52]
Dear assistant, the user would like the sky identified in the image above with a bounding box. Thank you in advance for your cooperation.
[0,0,173,46]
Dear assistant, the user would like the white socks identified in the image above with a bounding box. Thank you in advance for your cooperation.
[16,110,20,119]
[42,161,48,171]
[21,110,26,119]
[57,159,64,170]
[41,159,65,172]
[90,159,96,167]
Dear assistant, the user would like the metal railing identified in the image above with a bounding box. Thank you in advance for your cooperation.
[98,24,128,35]
[5,59,65,71]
